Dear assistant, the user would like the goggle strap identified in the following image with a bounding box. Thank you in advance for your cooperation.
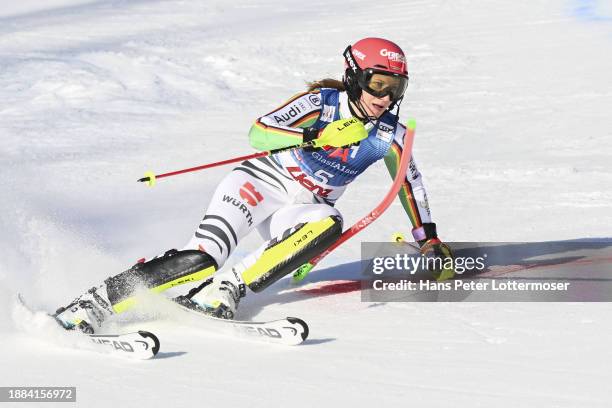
[344,45,360,75]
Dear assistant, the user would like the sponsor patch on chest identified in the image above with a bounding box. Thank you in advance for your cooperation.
[375,123,394,143]
[320,105,336,123]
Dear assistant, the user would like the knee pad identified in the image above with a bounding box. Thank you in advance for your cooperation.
[106,249,217,313]
[240,215,343,292]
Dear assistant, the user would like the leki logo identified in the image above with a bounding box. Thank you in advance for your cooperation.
[240,182,263,206]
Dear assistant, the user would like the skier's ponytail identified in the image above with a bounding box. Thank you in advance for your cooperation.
[306,79,345,92]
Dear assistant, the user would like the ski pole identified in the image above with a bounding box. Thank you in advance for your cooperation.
[137,140,316,187]
[292,118,416,282]
[138,117,368,186]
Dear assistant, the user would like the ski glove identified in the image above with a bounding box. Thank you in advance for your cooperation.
[414,223,455,281]
[303,117,368,148]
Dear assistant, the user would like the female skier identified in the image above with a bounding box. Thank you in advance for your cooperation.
[54,37,451,333]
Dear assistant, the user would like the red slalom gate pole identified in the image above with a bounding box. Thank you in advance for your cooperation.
[292,118,416,282]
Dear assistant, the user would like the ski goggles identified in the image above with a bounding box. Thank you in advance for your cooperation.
[357,69,408,101]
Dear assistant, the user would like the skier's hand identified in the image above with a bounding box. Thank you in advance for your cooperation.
[311,117,367,148]
[413,223,454,280]
[420,239,455,281]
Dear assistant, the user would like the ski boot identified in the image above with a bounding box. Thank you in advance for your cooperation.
[53,285,114,334]
[175,268,246,320]
[54,249,217,331]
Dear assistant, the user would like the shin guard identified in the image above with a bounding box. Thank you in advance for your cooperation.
[240,216,343,292]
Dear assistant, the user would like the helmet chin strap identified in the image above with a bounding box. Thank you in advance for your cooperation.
[391,96,403,127]
[348,97,377,126]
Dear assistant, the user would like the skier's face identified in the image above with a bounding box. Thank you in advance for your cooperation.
[359,90,392,119]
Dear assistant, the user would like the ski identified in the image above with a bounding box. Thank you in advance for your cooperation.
[173,302,309,346]
[16,294,160,360]
[84,331,160,359]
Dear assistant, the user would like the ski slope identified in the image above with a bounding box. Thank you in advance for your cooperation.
[1,0,612,406]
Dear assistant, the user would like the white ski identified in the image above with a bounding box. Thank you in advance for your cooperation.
[84,331,160,359]
[16,294,160,360]
[173,302,309,346]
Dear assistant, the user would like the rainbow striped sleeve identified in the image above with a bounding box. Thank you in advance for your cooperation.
[383,139,433,229]
[249,90,322,151]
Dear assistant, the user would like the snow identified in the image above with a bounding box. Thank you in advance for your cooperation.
[1,0,612,407]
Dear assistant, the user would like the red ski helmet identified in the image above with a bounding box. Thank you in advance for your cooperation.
[343,37,409,105]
